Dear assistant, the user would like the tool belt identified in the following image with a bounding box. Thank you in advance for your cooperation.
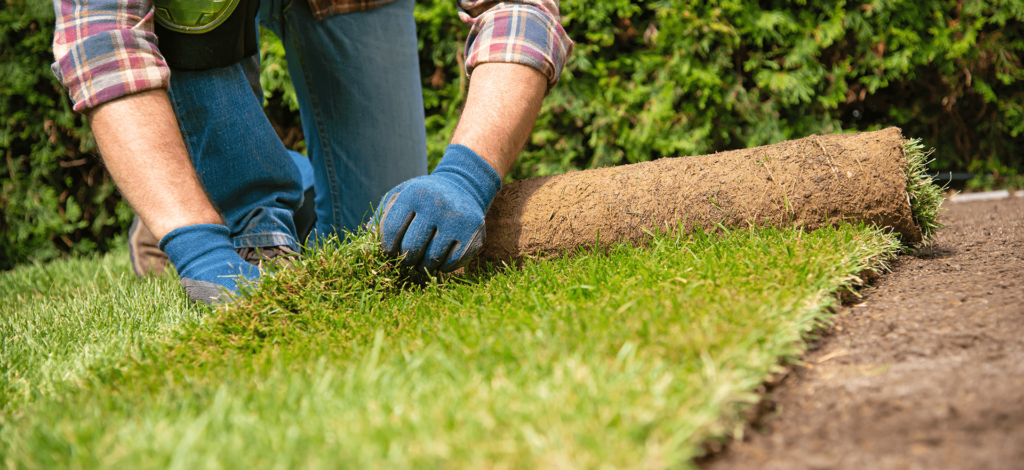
[154,0,260,71]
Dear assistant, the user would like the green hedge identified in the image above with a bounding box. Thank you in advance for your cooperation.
[1,0,132,270]
[3,0,1023,269]
[411,0,1024,179]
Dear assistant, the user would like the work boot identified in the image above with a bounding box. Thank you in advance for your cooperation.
[128,215,170,277]
[236,245,301,271]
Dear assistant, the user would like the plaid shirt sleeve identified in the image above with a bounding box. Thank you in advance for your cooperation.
[458,1,574,88]
[51,0,169,112]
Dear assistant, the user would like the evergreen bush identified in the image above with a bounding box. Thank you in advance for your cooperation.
[1,0,131,270]
[3,0,1023,268]
[408,0,1024,179]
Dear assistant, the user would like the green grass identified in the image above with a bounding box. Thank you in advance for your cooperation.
[1,225,899,469]
[0,249,202,413]
[904,138,945,242]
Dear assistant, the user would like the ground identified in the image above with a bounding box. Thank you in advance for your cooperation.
[704,196,1024,470]
[3,187,1014,468]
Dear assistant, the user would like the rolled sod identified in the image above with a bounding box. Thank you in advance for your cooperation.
[480,127,940,263]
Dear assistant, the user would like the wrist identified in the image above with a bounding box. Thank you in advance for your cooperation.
[448,63,547,179]
[146,211,224,241]
[447,140,506,179]
[436,144,502,209]
[159,223,234,270]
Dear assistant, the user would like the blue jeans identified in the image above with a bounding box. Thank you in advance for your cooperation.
[167,0,428,250]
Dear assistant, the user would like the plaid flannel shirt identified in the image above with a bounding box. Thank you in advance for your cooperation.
[51,0,573,112]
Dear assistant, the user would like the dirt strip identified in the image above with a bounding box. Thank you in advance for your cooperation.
[703,196,1024,470]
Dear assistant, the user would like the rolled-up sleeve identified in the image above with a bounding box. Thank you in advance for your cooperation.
[52,0,169,112]
[458,1,574,88]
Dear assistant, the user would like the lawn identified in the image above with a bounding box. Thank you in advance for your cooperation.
[1,225,899,469]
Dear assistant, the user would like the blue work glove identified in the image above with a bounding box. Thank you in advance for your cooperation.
[159,224,261,304]
[375,144,501,272]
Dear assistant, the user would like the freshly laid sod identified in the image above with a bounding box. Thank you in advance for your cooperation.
[0,250,201,412]
[2,225,899,468]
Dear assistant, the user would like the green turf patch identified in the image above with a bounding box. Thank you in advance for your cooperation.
[1,225,899,469]
[0,249,202,413]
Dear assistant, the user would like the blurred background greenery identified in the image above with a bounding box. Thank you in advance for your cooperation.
[3,0,1022,269]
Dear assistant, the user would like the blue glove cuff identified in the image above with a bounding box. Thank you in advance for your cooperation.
[433,144,502,211]
[159,223,259,288]
[159,223,233,258]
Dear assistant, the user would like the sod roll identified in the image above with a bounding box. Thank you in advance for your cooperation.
[480,127,921,263]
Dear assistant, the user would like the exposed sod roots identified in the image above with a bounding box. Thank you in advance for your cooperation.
[480,127,943,264]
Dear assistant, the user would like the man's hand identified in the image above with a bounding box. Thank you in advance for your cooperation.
[376,144,501,272]
[89,90,256,303]
[376,63,547,270]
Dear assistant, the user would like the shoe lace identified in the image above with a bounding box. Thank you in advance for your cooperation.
[237,245,299,267]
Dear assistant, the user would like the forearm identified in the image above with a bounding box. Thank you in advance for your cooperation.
[450,63,548,179]
[88,89,222,239]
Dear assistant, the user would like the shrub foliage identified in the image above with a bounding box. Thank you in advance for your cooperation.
[412,0,1024,179]
[1,0,131,269]
[3,0,1023,267]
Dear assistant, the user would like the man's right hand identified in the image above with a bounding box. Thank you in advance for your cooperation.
[159,224,260,304]
[89,91,246,303]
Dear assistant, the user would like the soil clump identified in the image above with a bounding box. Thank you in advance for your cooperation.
[703,196,1024,470]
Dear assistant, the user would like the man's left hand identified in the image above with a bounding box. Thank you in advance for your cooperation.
[375,144,501,272]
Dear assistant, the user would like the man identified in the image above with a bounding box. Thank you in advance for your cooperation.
[51,0,573,303]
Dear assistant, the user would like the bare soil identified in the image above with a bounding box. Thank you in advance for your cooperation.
[704,196,1024,470]
[481,128,919,264]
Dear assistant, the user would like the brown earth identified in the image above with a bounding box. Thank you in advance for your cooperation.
[703,196,1024,470]
[481,128,920,264]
